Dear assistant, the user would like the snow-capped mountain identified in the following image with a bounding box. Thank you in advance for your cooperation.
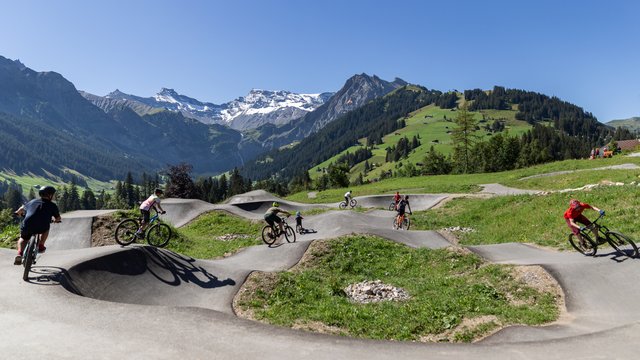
[87,88,333,130]
[220,89,332,130]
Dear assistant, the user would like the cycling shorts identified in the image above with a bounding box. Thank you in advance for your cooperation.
[20,229,47,241]
[141,209,151,223]
[264,213,281,226]
[566,215,591,235]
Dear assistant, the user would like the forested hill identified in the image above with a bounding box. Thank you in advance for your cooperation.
[241,86,447,180]
[242,85,626,183]
[465,86,610,142]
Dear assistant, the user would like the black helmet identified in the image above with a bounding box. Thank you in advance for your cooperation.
[39,185,56,197]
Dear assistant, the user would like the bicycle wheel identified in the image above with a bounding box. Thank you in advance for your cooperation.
[147,223,171,247]
[339,201,347,210]
[568,232,597,256]
[261,226,277,245]
[115,219,139,246]
[350,199,357,208]
[606,231,639,258]
[296,224,303,234]
[285,225,296,243]
[22,237,36,281]
[404,217,411,230]
[392,217,398,230]
[389,202,396,211]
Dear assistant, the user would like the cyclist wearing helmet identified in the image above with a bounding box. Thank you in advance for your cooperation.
[14,186,61,265]
[564,198,604,244]
[295,210,304,231]
[136,188,166,237]
[264,201,291,235]
[395,195,412,228]
[344,190,352,205]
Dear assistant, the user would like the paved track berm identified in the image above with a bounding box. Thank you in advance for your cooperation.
[2,187,640,359]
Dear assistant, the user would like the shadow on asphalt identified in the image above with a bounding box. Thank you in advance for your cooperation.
[592,250,639,263]
[27,266,70,286]
[57,246,236,298]
[143,246,236,288]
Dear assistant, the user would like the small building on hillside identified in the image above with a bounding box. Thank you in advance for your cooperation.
[615,139,640,152]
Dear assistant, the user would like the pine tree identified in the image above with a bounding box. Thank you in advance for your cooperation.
[81,189,97,210]
[68,181,81,211]
[451,106,479,173]
[4,187,23,211]
[165,163,198,199]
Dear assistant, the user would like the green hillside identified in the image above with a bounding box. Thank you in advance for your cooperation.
[607,117,640,132]
[0,170,114,195]
[310,98,533,183]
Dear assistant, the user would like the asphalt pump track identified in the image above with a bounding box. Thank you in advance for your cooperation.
[2,187,640,359]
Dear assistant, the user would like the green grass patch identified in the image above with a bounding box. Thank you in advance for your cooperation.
[0,224,20,249]
[167,211,264,258]
[411,185,640,249]
[288,156,640,204]
[236,235,559,342]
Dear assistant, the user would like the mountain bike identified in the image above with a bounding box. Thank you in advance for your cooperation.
[21,233,41,281]
[261,216,296,245]
[21,221,60,281]
[393,212,411,230]
[568,213,638,258]
[339,198,357,209]
[115,210,171,247]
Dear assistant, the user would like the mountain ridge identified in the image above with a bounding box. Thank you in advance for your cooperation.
[83,87,334,130]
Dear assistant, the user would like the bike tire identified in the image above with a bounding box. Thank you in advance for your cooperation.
[22,237,36,281]
[115,219,139,246]
[568,232,597,256]
[389,202,396,211]
[392,217,398,230]
[606,231,639,258]
[261,226,277,245]
[404,217,411,230]
[339,202,347,210]
[350,199,357,208]
[147,223,172,247]
[285,225,296,243]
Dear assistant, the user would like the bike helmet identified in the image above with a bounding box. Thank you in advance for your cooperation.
[570,199,581,208]
[272,202,280,207]
[296,211,301,216]
[404,195,410,200]
[38,185,56,197]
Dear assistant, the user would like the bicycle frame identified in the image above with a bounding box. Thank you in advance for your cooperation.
[582,213,608,244]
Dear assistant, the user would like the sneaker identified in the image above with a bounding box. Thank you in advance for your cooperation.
[38,246,46,253]
[14,255,22,265]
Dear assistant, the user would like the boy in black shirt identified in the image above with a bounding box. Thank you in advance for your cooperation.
[14,186,61,265]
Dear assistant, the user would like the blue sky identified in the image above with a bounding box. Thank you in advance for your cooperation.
[1,0,638,121]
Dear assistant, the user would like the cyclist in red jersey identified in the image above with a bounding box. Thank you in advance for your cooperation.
[564,198,604,244]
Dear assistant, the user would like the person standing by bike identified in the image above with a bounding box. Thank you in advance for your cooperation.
[136,188,166,238]
[14,186,61,265]
[395,195,412,228]
[564,198,604,245]
[295,211,304,232]
[264,202,291,235]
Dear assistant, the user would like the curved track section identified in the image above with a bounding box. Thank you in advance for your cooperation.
[4,188,640,359]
